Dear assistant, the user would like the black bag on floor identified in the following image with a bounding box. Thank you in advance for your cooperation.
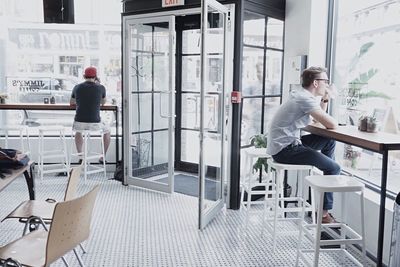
[113,160,123,182]
[0,148,30,169]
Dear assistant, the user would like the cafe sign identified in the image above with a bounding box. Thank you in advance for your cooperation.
[162,0,184,7]
[7,77,50,92]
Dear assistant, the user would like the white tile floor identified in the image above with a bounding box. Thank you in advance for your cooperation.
[0,172,375,266]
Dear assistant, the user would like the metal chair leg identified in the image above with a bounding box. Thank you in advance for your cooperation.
[73,248,86,267]
[79,243,87,254]
[61,256,70,267]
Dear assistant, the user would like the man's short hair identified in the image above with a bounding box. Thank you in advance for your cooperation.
[301,66,327,88]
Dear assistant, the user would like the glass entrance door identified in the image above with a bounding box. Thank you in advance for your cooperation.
[123,15,175,193]
[198,0,229,229]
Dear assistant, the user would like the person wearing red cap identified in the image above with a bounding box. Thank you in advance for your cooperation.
[70,66,111,164]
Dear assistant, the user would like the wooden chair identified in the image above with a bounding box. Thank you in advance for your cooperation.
[0,185,100,267]
[2,166,81,233]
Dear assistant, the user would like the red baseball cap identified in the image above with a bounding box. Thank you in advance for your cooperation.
[84,67,97,78]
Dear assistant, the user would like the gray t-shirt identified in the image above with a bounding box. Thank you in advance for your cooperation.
[266,88,320,155]
[71,81,106,123]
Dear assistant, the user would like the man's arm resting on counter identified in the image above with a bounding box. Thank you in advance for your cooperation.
[310,109,338,129]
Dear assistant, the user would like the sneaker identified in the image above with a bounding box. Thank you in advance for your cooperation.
[322,213,337,224]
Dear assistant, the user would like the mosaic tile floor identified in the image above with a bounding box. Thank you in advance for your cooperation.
[0,173,375,266]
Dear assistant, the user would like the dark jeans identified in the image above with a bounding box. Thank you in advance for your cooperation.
[272,134,341,210]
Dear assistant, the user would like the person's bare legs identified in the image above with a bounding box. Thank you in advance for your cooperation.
[75,132,83,153]
[99,132,111,162]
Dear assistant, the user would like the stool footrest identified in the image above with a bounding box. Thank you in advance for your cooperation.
[299,248,363,267]
[41,153,68,159]
[276,197,313,213]
[302,223,363,246]
[41,167,69,174]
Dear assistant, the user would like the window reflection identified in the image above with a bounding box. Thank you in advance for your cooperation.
[266,18,284,49]
[0,1,122,134]
[332,0,400,194]
[243,11,265,46]
[242,47,264,96]
[240,11,284,185]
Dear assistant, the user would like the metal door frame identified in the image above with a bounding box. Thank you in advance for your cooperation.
[123,15,175,193]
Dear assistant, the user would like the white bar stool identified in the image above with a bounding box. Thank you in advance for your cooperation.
[38,126,70,180]
[0,125,30,154]
[296,175,367,267]
[266,158,316,251]
[240,147,274,212]
[70,130,106,181]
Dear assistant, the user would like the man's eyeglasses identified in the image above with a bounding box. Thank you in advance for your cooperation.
[315,79,330,84]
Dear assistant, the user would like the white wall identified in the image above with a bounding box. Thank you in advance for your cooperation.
[283,0,328,100]
[284,0,394,264]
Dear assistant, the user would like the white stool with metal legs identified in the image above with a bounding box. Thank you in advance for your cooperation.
[296,175,367,267]
[266,158,316,251]
[240,147,274,213]
[38,126,70,180]
[0,125,30,154]
[70,130,106,181]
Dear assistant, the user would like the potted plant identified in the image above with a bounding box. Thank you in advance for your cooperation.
[249,134,268,173]
[366,116,378,132]
[358,115,378,132]
[343,144,361,168]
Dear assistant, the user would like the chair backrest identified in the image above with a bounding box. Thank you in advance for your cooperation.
[63,166,82,201]
[45,185,100,266]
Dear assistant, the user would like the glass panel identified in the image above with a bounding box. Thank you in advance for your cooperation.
[131,93,152,133]
[153,93,168,130]
[332,0,400,192]
[243,11,265,46]
[182,29,201,54]
[266,18,284,49]
[181,129,199,163]
[263,97,281,133]
[154,53,169,92]
[242,47,264,96]
[265,50,283,95]
[202,6,224,210]
[181,56,201,92]
[182,93,200,129]
[131,133,152,175]
[207,57,223,93]
[130,52,152,92]
[204,94,219,132]
[241,98,262,145]
[153,130,169,167]
[204,132,222,201]
[130,24,153,93]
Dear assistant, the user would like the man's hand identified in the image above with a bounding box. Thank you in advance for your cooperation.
[70,98,76,107]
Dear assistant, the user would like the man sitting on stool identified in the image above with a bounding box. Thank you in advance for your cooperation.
[70,66,110,164]
[267,66,341,224]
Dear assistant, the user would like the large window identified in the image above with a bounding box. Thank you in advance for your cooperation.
[241,12,283,146]
[331,0,400,195]
[0,0,122,135]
